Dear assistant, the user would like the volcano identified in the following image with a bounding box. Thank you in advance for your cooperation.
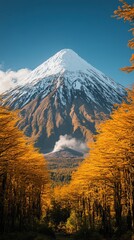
[3,49,126,153]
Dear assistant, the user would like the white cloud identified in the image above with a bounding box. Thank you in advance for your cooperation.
[0,68,32,94]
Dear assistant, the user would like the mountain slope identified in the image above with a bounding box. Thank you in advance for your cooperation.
[3,49,126,153]
[45,147,84,159]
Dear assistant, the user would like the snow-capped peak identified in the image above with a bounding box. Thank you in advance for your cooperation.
[3,49,126,153]
[3,48,126,111]
[23,49,104,83]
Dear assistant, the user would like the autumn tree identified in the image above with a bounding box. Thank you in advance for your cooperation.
[0,105,50,232]
[59,88,134,236]
[114,0,134,72]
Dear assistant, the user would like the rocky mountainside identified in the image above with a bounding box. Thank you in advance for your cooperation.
[3,49,126,153]
[45,147,84,159]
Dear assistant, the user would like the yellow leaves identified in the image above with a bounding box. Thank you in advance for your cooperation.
[54,88,134,212]
[120,65,134,73]
[114,0,134,22]
[120,53,134,72]
[114,1,134,73]
[128,39,134,49]
[0,105,50,219]
[59,88,134,222]
[130,53,134,64]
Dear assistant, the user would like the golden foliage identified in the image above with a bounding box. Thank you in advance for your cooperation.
[114,0,134,73]
[114,0,134,21]
[54,88,134,232]
[0,105,50,231]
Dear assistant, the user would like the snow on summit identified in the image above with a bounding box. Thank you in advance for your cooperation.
[21,48,124,96]
[2,49,125,95]
[24,49,105,83]
[3,48,125,110]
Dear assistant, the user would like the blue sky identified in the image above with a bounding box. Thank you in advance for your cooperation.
[0,0,134,87]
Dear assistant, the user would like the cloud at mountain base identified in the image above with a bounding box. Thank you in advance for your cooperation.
[53,134,88,153]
